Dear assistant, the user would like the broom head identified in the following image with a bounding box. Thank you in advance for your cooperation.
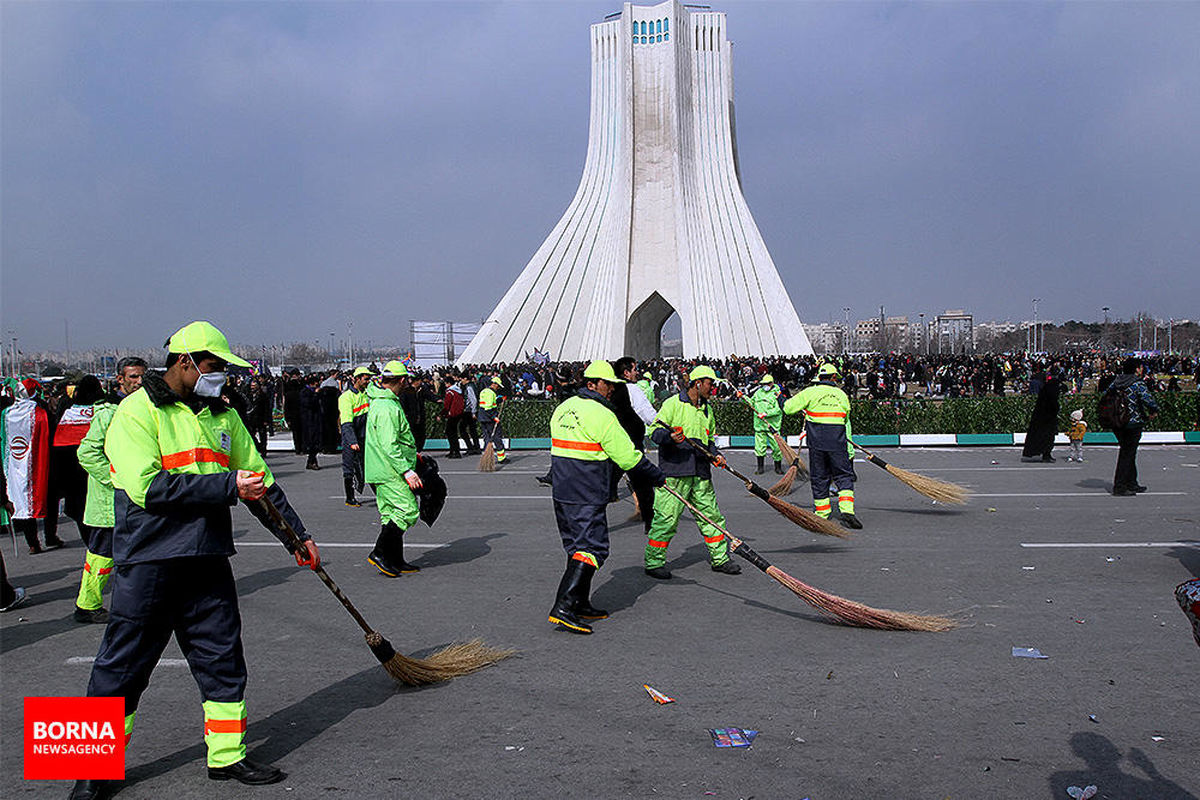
[885,464,970,505]
[478,442,497,472]
[764,566,955,632]
[367,631,515,685]
[768,463,798,497]
[772,432,797,465]
[764,493,851,539]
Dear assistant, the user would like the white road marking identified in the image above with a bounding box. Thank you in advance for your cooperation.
[919,467,1081,472]
[973,492,1188,497]
[1021,541,1199,549]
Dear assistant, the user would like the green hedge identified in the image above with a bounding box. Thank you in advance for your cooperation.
[435,393,1199,438]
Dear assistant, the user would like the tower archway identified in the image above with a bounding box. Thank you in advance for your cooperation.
[625,291,675,359]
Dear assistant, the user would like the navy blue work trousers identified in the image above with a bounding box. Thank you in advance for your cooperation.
[808,447,857,500]
[88,556,246,713]
[554,501,610,567]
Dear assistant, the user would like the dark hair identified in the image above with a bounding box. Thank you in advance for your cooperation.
[116,356,147,374]
[613,357,636,374]
[1121,357,1142,374]
[165,350,214,369]
[73,375,104,405]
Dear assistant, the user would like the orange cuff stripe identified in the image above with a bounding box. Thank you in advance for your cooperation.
[647,539,669,548]
[352,403,369,414]
[162,448,230,470]
[805,411,847,419]
[83,563,92,573]
[98,567,113,575]
[204,719,247,734]
[551,438,603,452]
[703,533,725,544]
[570,552,598,567]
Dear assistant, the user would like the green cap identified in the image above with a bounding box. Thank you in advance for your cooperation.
[688,365,718,383]
[643,371,652,379]
[381,360,409,377]
[759,374,775,384]
[583,360,623,383]
[166,321,251,367]
[352,367,373,377]
[818,363,840,378]
[491,376,503,385]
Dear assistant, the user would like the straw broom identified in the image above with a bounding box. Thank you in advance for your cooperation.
[661,485,954,631]
[478,397,506,472]
[851,441,971,505]
[656,422,849,539]
[257,498,514,685]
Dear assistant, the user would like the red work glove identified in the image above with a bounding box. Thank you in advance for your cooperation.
[294,539,321,571]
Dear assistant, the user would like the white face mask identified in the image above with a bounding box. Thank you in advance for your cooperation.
[190,354,227,398]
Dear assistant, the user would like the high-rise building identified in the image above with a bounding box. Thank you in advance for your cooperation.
[459,1,812,363]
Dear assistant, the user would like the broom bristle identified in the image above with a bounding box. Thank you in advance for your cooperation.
[773,433,797,465]
[764,566,955,632]
[764,494,851,539]
[885,464,970,505]
[478,442,497,472]
[768,464,798,497]
[628,490,643,521]
[381,638,516,686]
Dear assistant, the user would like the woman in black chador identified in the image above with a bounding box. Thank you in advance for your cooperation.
[1021,367,1064,462]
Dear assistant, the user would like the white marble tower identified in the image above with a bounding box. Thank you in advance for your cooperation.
[459,0,812,363]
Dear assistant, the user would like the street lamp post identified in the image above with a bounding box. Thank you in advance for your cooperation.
[918,313,925,355]
[1101,306,1110,351]
[842,307,851,353]
[1032,298,1040,353]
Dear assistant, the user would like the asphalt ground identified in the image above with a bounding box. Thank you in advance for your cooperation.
[2,444,1197,800]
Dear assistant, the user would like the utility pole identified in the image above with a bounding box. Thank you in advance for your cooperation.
[1138,315,1143,351]
[348,321,355,368]
[1168,318,1173,353]
[1031,298,1040,353]
[879,305,885,353]
[842,307,851,353]
[1101,306,1109,351]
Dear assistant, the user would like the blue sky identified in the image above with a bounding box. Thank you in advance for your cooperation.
[3,1,1198,351]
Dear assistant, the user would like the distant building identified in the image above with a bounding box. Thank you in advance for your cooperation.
[933,310,974,354]
[853,316,910,352]
[411,321,481,368]
[802,323,844,355]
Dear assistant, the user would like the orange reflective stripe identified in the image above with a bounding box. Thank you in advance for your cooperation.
[124,733,133,745]
[83,562,92,573]
[806,411,847,419]
[162,448,230,470]
[838,492,854,499]
[204,718,247,734]
[551,438,603,452]
[647,539,669,548]
[703,533,725,544]
[571,552,598,567]
[814,501,831,509]
[352,403,369,414]
[98,567,113,575]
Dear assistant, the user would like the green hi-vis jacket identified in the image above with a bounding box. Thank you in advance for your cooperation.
[104,372,307,565]
[363,382,417,484]
[550,389,662,505]
[478,386,503,425]
[650,390,720,480]
[338,388,369,446]
[750,384,783,430]
[78,397,118,527]
[782,381,854,456]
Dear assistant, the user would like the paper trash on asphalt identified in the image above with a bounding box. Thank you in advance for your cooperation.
[1012,647,1049,659]
[643,684,674,704]
[708,728,758,747]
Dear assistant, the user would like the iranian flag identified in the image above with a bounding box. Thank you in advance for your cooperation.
[2,398,50,519]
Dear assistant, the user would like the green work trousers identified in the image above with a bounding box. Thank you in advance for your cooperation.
[753,427,782,459]
[645,477,730,568]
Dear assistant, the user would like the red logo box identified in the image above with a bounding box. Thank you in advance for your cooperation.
[24,697,125,780]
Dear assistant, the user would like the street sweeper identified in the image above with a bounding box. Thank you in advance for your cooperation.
[72,321,320,800]
[547,360,665,634]
[643,365,742,578]
[783,362,863,530]
[364,360,425,576]
[750,373,785,475]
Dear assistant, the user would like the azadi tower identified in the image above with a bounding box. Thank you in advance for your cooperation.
[459,0,812,363]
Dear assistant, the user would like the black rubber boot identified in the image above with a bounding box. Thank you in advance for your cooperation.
[385,521,420,573]
[344,478,360,506]
[548,560,592,634]
[755,456,765,475]
[840,513,863,530]
[208,757,285,785]
[774,460,784,474]
[574,561,608,620]
[69,779,118,799]
[368,526,405,577]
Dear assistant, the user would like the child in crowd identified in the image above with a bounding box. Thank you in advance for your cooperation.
[1066,409,1087,462]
